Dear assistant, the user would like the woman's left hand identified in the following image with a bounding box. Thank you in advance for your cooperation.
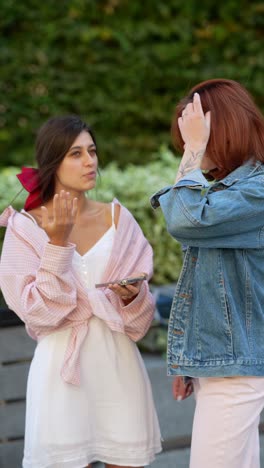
[108,273,145,304]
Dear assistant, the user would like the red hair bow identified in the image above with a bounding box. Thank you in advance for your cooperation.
[16,167,42,211]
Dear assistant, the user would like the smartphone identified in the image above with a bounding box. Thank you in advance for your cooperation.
[95,275,147,288]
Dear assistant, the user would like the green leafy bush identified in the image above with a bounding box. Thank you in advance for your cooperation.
[0,146,183,285]
[0,0,263,168]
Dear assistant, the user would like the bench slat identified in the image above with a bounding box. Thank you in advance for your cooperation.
[0,401,25,439]
[0,440,24,468]
[0,327,35,362]
[0,363,30,400]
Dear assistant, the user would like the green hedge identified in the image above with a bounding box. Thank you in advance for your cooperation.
[0,146,183,285]
[0,0,263,168]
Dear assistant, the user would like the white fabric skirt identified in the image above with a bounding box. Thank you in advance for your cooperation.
[23,317,162,468]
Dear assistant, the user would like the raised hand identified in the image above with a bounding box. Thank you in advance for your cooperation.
[175,93,211,182]
[41,190,78,246]
[178,92,211,152]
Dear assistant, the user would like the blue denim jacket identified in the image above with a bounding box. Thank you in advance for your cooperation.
[151,162,264,378]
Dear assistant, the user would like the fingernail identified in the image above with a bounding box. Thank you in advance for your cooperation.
[177,396,182,401]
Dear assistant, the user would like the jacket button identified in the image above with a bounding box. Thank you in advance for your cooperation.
[173,329,184,335]
[171,364,179,369]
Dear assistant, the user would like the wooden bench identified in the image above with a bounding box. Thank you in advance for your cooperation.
[0,309,35,467]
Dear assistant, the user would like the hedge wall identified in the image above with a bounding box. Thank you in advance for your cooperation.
[0,0,263,168]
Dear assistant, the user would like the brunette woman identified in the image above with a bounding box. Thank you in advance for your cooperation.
[0,116,161,468]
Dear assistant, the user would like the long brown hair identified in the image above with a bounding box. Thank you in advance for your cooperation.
[36,115,97,202]
[171,79,264,179]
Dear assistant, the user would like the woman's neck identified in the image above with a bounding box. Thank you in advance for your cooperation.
[44,191,91,216]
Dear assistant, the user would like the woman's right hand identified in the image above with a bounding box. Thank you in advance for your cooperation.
[41,190,78,246]
[178,92,211,152]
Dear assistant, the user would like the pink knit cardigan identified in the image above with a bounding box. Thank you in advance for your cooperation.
[0,200,155,385]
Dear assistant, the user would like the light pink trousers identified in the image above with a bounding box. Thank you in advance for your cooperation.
[190,376,264,468]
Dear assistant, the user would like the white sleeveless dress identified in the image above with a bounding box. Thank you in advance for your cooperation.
[22,205,162,468]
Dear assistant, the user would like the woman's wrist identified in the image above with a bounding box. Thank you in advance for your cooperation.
[48,238,68,247]
[175,146,206,183]
[121,293,138,306]
[184,143,207,154]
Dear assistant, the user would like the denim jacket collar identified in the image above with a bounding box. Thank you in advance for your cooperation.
[215,160,264,187]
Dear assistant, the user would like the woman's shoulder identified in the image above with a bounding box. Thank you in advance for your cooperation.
[20,208,42,226]
[87,199,121,227]
[0,206,45,257]
[0,206,16,227]
[9,209,46,246]
[0,206,29,230]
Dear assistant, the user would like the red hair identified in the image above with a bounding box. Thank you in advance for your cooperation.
[171,79,264,179]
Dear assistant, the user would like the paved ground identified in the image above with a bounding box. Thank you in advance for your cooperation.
[150,448,191,467]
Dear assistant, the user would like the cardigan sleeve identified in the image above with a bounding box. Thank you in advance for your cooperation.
[0,225,79,336]
[119,281,155,340]
[104,282,155,341]
[104,228,156,342]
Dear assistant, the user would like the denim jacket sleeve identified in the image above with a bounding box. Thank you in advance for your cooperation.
[150,169,264,249]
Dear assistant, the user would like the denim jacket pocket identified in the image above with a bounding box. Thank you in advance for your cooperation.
[193,253,234,362]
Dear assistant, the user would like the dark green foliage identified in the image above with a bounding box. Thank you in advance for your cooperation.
[0,0,263,168]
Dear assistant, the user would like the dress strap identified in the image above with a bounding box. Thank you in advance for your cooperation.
[20,209,38,225]
[111,203,115,226]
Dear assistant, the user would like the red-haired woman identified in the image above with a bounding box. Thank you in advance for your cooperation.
[151,79,264,468]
